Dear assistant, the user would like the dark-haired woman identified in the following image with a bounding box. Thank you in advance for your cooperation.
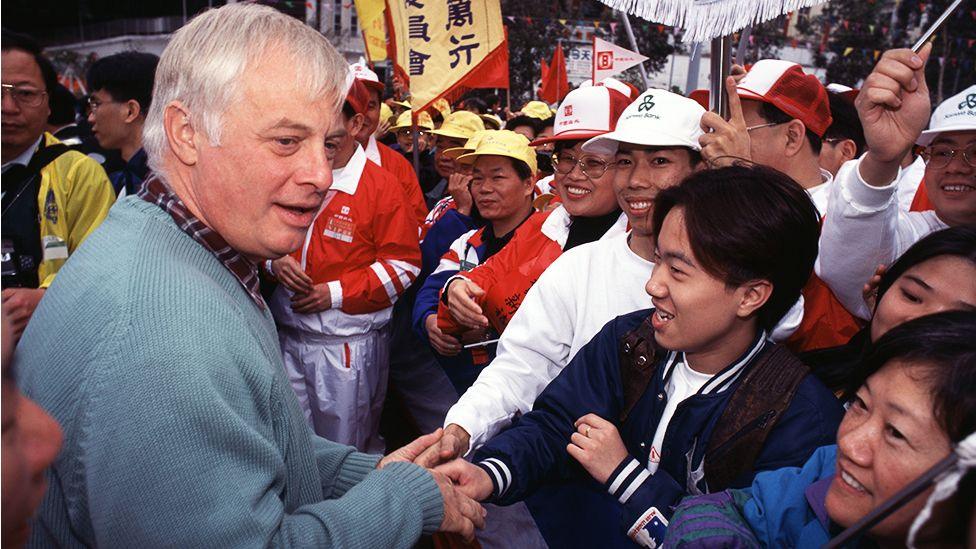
[666,310,976,548]
[803,225,976,392]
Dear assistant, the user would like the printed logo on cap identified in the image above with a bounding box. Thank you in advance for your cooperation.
[958,93,976,111]
[564,105,573,116]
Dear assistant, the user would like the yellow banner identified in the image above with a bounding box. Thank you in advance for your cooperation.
[387,0,505,112]
[354,0,388,62]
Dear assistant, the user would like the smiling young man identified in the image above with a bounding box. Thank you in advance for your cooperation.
[269,77,421,453]
[817,45,976,320]
[13,6,483,545]
[436,165,843,548]
[86,51,159,196]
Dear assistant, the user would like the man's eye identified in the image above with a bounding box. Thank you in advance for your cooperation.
[276,138,298,147]
[651,157,670,166]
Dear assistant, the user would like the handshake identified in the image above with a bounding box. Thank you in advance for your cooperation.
[378,425,493,542]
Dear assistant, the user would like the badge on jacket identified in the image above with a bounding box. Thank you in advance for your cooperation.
[43,189,59,224]
[324,215,354,243]
[41,235,68,261]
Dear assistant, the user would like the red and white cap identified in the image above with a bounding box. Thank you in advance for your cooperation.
[582,88,706,155]
[917,84,976,146]
[736,59,832,138]
[528,85,632,146]
[349,62,384,94]
[826,83,859,102]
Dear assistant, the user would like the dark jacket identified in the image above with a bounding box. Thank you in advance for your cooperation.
[473,309,845,547]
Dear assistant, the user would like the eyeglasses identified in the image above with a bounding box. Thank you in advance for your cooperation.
[1,84,47,108]
[745,121,785,132]
[552,153,615,179]
[922,144,976,169]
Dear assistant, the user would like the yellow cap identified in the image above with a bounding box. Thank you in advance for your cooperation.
[521,100,555,120]
[390,110,434,132]
[456,130,538,176]
[428,110,486,140]
[480,113,503,130]
[379,102,395,124]
[441,130,489,160]
[431,98,452,119]
[392,99,411,109]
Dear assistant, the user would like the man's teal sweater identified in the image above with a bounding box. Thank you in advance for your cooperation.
[16,197,444,547]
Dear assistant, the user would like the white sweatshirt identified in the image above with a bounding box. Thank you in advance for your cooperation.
[816,158,948,320]
[445,232,654,452]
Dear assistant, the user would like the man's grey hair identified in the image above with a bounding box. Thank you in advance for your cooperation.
[143,3,348,175]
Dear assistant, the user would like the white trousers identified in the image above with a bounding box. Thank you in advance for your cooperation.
[278,326,390,454]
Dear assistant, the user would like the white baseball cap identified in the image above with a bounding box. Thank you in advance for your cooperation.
[529,85,631,146]
[581,88,706,155]
[349,62,384,94]
[916,84,976,146]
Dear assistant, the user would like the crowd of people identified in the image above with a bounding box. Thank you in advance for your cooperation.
[2,3,974,548]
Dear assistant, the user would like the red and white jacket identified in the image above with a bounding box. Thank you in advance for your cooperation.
[272,146,421,336]
[366,135,429,227]
[437,205,628,335]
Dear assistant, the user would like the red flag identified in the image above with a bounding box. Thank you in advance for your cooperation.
[539,43,568,104]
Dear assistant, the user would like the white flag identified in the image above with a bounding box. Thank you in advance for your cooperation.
[592,36,649,81]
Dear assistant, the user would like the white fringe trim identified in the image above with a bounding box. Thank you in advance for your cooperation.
[597,0,827,43]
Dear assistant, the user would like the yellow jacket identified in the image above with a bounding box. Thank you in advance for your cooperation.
[35,132,115,288]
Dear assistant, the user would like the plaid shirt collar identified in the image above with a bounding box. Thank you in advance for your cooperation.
[138,177,266,310]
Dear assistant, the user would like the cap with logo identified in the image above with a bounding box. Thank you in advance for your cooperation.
[427,110,486,140]
[529,85,632,147]
[521,100,556,120]
[582,88,706,155]
[389,110,434,132]
[736,59,832,138]
[917,84,976,146]
[349,62,384,95]
[456,130,538,176]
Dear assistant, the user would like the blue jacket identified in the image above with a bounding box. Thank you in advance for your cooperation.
[666,445,871,548]
[473,309,844,548]
[418,208,480,284]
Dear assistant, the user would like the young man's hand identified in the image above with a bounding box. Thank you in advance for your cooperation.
[434,458,495,501]
[567,413,630,484]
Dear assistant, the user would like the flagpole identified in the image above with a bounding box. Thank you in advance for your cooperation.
[617,11,650,89]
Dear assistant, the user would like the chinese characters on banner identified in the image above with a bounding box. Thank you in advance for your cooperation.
[354,0,389,62]
[386,0,508,115]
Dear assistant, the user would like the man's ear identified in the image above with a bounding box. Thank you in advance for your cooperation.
[840,139,858,162]
[783,120,807,157]
[736,279,773,319]
[349,113,366,138]
[123,99,142,124]
[163,101,198,166]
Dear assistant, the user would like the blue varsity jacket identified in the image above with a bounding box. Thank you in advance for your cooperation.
[473,309,844,548]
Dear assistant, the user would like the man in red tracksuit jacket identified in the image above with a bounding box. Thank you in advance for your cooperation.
[268,78,421,453]
[349,62,428,227]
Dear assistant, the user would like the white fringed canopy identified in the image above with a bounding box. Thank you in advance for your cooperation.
[595,0,827,43]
